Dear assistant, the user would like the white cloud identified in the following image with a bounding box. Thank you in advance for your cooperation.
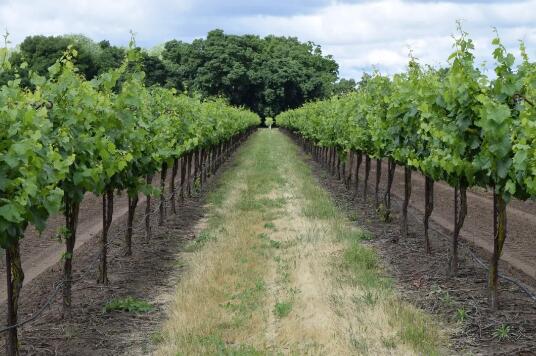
[0,0,535,79]
[233,0,536,77]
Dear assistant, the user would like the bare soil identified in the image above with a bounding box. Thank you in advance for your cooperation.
[305,152,536,355]
[372,159,536,281]
[0,174,175,302]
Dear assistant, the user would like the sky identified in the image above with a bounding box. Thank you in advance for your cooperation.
[0,0,535,80]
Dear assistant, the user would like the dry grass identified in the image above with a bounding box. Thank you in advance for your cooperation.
[155,129,448,355]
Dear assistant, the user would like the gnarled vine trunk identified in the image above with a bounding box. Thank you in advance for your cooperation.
[345,151,354,189]
[353,152,363,199]
[159,161,168,226]
[375,158,382,208]
[5,240,23,356]
[383,158,396,221]
[124,193,138,256]
[180,156,187,200]
[363,156,371,201]
[423,176,434,254]
[449,185,467,276]
[170,158,178,214]
[399,166,412,241]
[145,174,153,240]
[186,152,192,197]
[97,187,114,284]
[63,197,80,319]
[489,190,507,310]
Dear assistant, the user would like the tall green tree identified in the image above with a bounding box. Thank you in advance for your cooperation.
[161,29,339,117]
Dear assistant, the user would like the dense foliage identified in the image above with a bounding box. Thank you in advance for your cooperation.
[161,29,339,117]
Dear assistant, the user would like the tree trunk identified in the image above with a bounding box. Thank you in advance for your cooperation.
[124,193,138,256]
[375,158,382,208]
[63,197,80,319]
[400,166,412,241]
[171,159,178,214]
[332,148,337,176]
[145,174,153,240]
[5,240,23,356]
[423,176,434,254]
[180,156,187,201]
[345,151,354,189]
[159,161,168,226]
[187,152,192,197]
[353,152,363,199]
[383,158,396,220]
[363,156,371,201]
[336,152,341,180]
[489,191,507,310]
[449,185,467,276]
[97,188,113,284]
[201,148,206,187]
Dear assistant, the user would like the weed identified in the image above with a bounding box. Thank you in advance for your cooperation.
[264,221,276,230]
[381,335,397,349]
[104,296,154,313]
[274,301,293,318]
[183,230,215,252]
[361,290,377,306]
[269,239,281,249]
[150,331,165,344]
[494,324,511,341]
[455,307,467,323]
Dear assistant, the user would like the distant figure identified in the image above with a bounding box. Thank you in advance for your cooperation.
[265,117,274,130]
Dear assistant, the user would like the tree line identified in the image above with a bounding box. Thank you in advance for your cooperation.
[1,30,355,118]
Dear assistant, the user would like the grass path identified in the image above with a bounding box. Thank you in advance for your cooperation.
[155,129,447,355]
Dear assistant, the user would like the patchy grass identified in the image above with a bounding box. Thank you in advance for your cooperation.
[103,297,154,314]
[274,301,293,318]
[155,129,447,355]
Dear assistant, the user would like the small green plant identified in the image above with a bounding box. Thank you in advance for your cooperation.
[104,296,154,313]
[361,290,377,306]
[381,336,397,349]
[264,222,276,230]
[269,239,281,249]
[274,301,292,318]
[493,324,511,341]
[440,291,454,307]
[184,230,215,252]
[455,307,467,323]
[193,178,201,193]
[377,203,391,222]
[258,232,269,240]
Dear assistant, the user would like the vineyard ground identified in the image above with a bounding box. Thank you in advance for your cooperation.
[2,129,536,354]
[301,138,536,354]
[0,174,177,303]
[369,159,536,284]
[154,129,445,355]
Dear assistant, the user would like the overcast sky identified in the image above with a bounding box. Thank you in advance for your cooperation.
[0,0,535,79]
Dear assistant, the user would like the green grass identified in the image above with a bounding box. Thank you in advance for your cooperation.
[103,296,154,313]
[274,301,293,318]
[183,230,216,252]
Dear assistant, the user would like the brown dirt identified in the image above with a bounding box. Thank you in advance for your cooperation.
[0,174,177,303]
[0,151,237,355]
[302,149,536,355]
[371,159,536,281]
